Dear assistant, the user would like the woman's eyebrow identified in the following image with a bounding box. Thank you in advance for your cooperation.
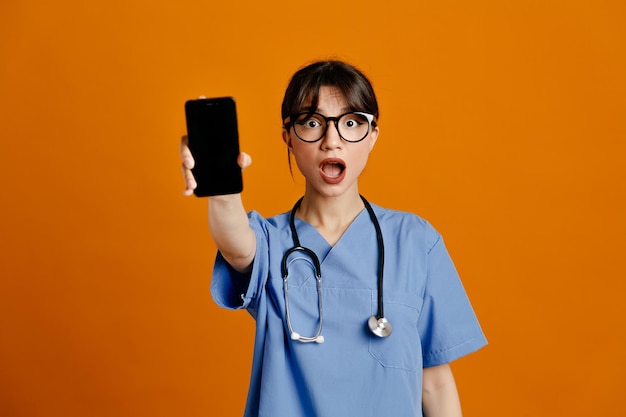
[311,106,352,115]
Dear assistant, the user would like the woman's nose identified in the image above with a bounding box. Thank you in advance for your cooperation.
[321,121,342,149]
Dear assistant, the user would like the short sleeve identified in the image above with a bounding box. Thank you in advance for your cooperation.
[210,211,270,318]
[418,234,487,367]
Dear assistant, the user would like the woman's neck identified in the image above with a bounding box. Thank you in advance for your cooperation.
[296,189,365,246]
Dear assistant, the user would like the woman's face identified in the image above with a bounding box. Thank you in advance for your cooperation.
[282,86,379,199]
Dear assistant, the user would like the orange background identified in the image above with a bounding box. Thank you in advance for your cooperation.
[1,0,625,416]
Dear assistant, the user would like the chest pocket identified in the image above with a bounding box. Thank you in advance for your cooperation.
[368,290,423,371]
[267,276,424,373]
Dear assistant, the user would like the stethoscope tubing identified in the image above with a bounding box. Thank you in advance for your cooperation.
[282,196,391,342]
[361,197,386,321]
[282,246,324,343]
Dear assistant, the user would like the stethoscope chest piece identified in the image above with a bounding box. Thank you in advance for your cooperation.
[368,315,393,338]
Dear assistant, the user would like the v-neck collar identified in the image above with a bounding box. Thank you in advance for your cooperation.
[292,208,368,264]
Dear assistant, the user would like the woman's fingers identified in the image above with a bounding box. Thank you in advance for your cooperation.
[180,135,196,195]
[180,135,195,169]
[238,152,252,170]
[182,166,197,196]
[181,162,197,196]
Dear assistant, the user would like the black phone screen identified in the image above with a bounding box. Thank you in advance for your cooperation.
[184,97,243,197]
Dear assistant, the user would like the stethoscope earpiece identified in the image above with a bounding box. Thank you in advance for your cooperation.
[290,331,325,344]
[368,315,393,338]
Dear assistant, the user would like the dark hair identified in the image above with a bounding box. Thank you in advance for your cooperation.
[281,60,379,124]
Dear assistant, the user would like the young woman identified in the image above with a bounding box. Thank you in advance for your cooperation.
[180,60,487,417]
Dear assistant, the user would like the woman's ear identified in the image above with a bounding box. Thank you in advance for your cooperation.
[282,128,292,148]
[368,126,379,151]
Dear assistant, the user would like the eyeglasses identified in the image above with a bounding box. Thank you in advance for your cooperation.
[284,111,377,143]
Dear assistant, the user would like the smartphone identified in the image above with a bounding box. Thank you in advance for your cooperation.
[184,97,243,197]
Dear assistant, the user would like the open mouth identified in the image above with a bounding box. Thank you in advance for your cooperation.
[319,158,346,184]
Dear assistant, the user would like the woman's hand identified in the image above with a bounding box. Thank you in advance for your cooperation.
[180,135,252,196]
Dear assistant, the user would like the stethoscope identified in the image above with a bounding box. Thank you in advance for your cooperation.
[280,195,392,343]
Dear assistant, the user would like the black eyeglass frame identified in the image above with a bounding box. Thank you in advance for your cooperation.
[283,111,378,143]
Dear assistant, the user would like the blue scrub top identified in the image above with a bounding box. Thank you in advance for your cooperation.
[211,203,487,417]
